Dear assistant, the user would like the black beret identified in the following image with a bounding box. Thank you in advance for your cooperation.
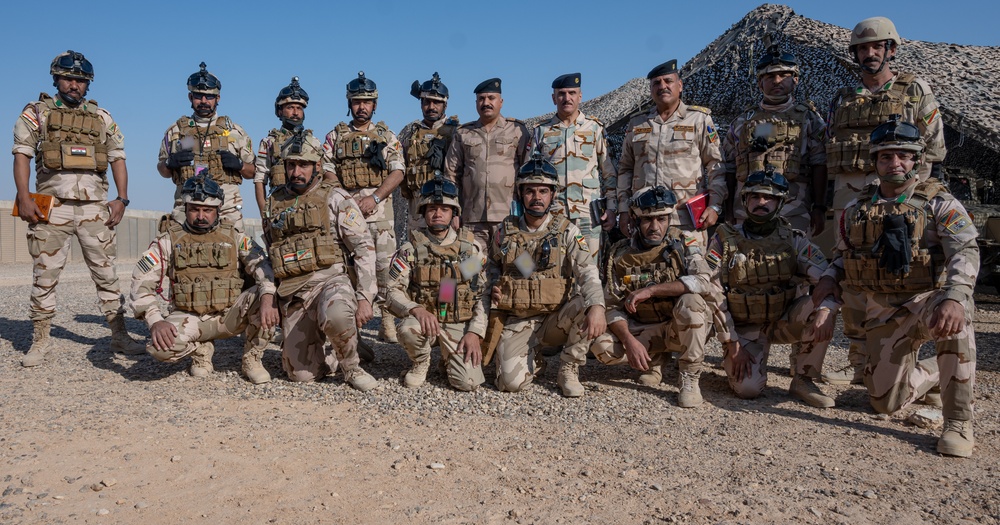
[474,78,502,94]
[551,73,581,89]
[647,59,678,79]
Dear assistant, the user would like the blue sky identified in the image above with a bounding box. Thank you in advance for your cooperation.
[0,0,994,217]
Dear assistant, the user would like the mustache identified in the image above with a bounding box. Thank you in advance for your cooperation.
[753,205,770,212]
[479,104,494,110]
[528,199,544,207]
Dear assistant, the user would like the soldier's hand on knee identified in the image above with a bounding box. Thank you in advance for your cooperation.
[356,299,374,327]
[410,306,440,337]
[727,341,755,382]
[625,289,652,314]
[150,321,177,351]
[260,294,280,331]
[581,305,607,339]
[459,333,483,367]
[810,307,834,342]
[930,299,966,337]
[623,336,651,371]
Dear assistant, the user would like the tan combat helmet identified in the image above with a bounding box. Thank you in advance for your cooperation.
[850,16,901,48]
[50,50,94,81]
[187,62,222,95]
[411,72,449,102]
[281,128,324,164]
[755,45,800,78]
[869,114,925,155]
[346,71,378,100]
[181,173,225,207]
[275,76,309,117]
[417,177,461,216]
[630,186,678,218]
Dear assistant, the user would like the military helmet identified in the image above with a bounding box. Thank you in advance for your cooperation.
[869,114,924,156]
[417,177,461,215]
[849,17,901,49]
[50,50,94,81]
[630,186,678,218]
[346,71,378,100]
[187,62,222,95]
[755,45,799,78]
[180,173,225,207]
[740,166,790,201]
[411,72,449,102]
[281,128,324,164]
[516,152,560,191]
[274,76,309,117]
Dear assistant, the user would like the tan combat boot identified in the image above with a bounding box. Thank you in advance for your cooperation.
[790,375,835,408]
[378,307,398,343]
[22,319,53,367]
[403,359,430,388]
[106,312,146,355]
[189,342,215,378]
[937,419,974,458]
[639,353,666,387]
[557,361,585,398]
[343,365,378,392]
[678,371,703,408]
[241,344,272,385]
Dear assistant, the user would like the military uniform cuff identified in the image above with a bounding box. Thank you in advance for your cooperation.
[258,284,277,298]
[941,288,971,306]
[12,145,36,158]
[607,308,629,325]
[388,161,405,172]
[144,310,165,328]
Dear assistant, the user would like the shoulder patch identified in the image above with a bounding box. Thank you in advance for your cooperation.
[706,125,718,143]
[688,105,712,115]
[922,108,940,126]
[574,234,589,252]
[706,246,722,269]
[238,236,254,254]
[136,249,161,274]
[799,243,825,264]
[389,253,410,279]
[941,209,972,235]
[344,206,361,228]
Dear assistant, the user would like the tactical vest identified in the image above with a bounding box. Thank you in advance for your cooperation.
[407,228,480,323]
[265,127,296,187]
[37,93,109,173]
[333,121,389,190]
[609,229,687,324]
[165,220,243,316]
[404,117,458,194]
[716,223,799,325]
[842,181,947,293]
[265,181,346,287]
[494,216,573,317]
[171,115,241,185]
[736,102,811,181]
[827,73,919,175]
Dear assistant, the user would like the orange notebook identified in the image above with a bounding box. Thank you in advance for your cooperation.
[683,192,709,227]
[11,193,55,222]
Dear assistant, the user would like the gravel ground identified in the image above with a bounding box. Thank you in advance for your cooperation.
[0,262,997,524]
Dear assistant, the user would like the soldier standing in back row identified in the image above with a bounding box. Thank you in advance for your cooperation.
[321,71,405,344]
[445,78,530,248]
[157,62,255,233]
[823,17,947,385]
[13,50,145,366]
[528,73,617,260]
[398,72,460,232]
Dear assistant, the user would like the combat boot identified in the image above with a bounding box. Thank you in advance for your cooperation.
[22,319,53,367]
[343,365,378,392]
[379,307,398,343]
[189,342,214,378]
[937,419,974,458]
[639,353,666,387]
[532,353,548,378]
[358,338,376,363]
[403,359,430,388]
[678,371,703,408]
[106,312,146,355]
[241,343,271,385]
[789,375,835,408]
[557,361,585,398]
[822,363,864,385]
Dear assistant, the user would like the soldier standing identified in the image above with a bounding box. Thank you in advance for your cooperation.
[528,73,617,259]
[128,175,278,384]
[13,50,145,367]
[707,169,838,408]
[822,117,977,457]
[157,62,255,233]
[715,46,828,234]
[444,77,530,248]
[321,71,405,344]
[269,130,379,390]
[489,154,606,398]
[616,59,724,244]
[824,16,947,385]
[591,186,714,408]
[386,178,488,390]
[398,72,460,231]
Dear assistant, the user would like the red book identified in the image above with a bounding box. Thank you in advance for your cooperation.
[683,192,709,227]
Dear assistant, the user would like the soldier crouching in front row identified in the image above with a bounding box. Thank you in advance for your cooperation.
[591,186,714,408]
[386,177,488,390]
[129,174,278,383]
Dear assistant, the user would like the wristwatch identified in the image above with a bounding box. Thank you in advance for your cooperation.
[708,204,722,214]
[115,196,130,207]
[371,194,381,205]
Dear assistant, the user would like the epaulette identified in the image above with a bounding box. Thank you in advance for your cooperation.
[687,105,712,115]
[504,116,525,125]
[459,121,478,129]
[584,113,604,127]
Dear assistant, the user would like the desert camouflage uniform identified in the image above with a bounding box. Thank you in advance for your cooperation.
[386,227,488,390]
[13,94,130,321]
[158,115,254,232]
[707,222,838,397]
[591,230,714,374]
[398,116,461,231]
[128,219,276,362]
[529,111,617,258]
[714,98,827,231]
[825,180,977,419]
[266,181,378,382]
[321,121,404,298]
[488,214,604,391]
[445,115,530,247]
[617,102,723,246]
[255,127,323,191]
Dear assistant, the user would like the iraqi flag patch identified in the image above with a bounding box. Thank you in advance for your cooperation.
[136,249,160,274]
[389,256,409,279]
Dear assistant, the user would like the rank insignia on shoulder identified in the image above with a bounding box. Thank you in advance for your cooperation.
[688,105,711,114]
[575,234,589,252]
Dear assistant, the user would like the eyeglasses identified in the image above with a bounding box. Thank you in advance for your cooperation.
[347,72,377,95]
[632,186,678,210]
[745,170,790,192]
[870,116,921,145]
[420,178,459,200]
[191,93,218,100]
[55,52,94,76]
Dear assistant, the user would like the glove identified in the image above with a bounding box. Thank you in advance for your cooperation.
[363,141,387,171]
[872,213,912,275]
[426,137,447,171]
[218,150,243,172]
[164,149,195,170]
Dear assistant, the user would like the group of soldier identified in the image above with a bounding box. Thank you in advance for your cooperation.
[11,15,977,458]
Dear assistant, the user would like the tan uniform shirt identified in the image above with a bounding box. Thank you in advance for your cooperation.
[320,121,404,223]
[254,127,323,185]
